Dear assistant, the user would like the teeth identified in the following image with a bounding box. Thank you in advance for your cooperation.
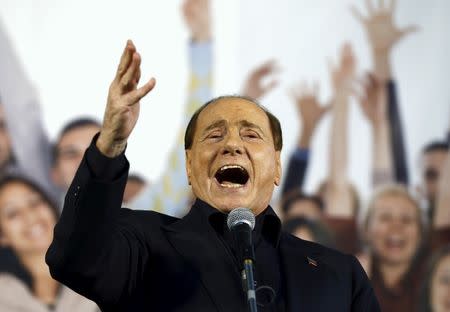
[220,181,244,188]
[220,165,245,172]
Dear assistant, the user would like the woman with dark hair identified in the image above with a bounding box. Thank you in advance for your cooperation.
[0,175,98,311]
[420,245,450,312]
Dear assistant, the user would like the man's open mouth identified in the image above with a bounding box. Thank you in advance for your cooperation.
[214,165,249,188]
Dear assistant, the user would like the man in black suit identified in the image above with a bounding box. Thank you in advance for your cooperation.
[45,39,380,311]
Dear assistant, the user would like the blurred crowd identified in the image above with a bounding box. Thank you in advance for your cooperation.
[0,0,449,311]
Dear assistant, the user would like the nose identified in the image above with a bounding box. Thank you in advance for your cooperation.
[221,132,244,156]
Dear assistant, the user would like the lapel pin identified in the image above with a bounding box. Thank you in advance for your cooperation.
[307,257,318,267]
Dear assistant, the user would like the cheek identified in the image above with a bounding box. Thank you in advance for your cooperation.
[0,219,23,243]
[368,220,388,238]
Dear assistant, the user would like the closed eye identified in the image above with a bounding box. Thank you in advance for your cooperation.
[242,130,261,139]
[206,131,223,140]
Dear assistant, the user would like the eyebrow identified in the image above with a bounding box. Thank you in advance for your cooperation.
[239,120,266,136]
[202,120,227,135]
[201,119,266,137]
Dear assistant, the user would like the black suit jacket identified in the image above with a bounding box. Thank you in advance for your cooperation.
[46,144,380,312]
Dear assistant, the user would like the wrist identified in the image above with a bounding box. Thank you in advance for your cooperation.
[298,128,313,148]
[373,50,392,82]
[191,30,211,43]
[97,132,127,158]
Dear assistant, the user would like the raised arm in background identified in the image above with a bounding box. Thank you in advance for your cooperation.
[281,82,328,198]
[241,60,279,100]
[352,0,418,185]
[128,0,212,216]
[0,20,56,199]
[356,73,393,186]
[325,43,356,219]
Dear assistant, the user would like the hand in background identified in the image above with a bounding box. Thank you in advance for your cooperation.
[329,43,357,96]
[97,40,156,158]
[355,73,387,127]
[289,82,329,148]
[182,0,211,42]
[241,60,280,100]
[351,0,418,80]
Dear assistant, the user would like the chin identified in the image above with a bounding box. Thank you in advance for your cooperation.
[211,197,251,213]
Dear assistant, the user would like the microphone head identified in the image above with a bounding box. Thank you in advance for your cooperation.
[226,208,256,231]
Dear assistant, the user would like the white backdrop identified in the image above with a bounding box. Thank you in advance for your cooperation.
[1,0,449,203]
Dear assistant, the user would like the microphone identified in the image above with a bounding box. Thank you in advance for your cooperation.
[227,208,256,264]
[227,208,258,312]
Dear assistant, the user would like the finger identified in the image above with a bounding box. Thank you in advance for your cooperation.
[116,40,136,81]
[262,79,279,95]
[350,5,366,24]
[365,0,375,15]
[121,52,141,90]
[388,0,396,14]
[255,59,278,76]
[400,25,420,37]
[133,67,141,86]
[125,78,156,105]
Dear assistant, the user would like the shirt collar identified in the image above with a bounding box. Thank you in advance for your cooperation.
[193,198,282,248]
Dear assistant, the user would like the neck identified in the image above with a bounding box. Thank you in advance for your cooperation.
[379,260,411,289]
[18,251,59,304]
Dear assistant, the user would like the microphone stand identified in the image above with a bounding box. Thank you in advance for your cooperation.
[242,259,258,312]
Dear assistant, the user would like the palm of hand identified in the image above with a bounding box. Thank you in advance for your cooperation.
[365,12,403,53]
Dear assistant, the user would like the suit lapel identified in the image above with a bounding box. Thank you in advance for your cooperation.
[162,206,246,312]
[279,233,337,312]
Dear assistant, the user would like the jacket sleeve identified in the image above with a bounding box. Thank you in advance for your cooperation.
[387,80,409,185]
[46,137,151,308]
[349,255,381,311]
[280,148,309,198]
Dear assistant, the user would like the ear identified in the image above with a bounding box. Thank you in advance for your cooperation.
[185,150,192,185]
[274,151,282,186]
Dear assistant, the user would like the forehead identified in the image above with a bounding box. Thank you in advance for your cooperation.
[0,182,34,202]
[423,149,448,163]
[373,194,417,214]
[58,125,100,147]
[197,98,270,130]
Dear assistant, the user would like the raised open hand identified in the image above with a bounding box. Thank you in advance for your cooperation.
[241,60,280,100]
[97,40,156,157]
[329,43,357,94]
[290,82,329,135]
[182,0,211,42]
[351,0,418,55]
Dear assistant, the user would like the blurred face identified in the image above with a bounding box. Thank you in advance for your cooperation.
[286,199,322,221]
[123,179,146,203]
[431,254,450,312]
[0,182,56,255]
[421,149,448,203]
[293,226,314,243]
[0,106,12,170]
[367,194,421,266]
[186,98,281,215]
[52,125,100,190]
